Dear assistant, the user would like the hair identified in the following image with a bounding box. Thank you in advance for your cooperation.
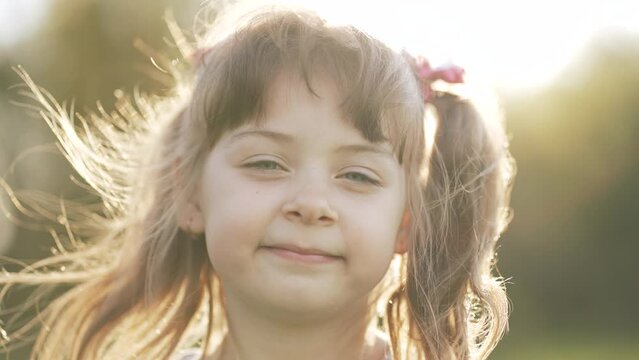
[0,6,514,360]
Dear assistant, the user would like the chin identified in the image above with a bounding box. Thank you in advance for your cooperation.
[261,288,349,319]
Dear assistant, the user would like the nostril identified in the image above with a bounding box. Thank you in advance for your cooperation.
[286,210,303,220]
[282,201,338,224]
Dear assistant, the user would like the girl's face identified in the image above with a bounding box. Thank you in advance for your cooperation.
[188,73,408,320]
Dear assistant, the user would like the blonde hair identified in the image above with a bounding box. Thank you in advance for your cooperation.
[0,7,514,360]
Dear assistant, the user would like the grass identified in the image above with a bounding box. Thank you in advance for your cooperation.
[490,333,639,360]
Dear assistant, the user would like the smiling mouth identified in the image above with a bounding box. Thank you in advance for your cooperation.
[260,246,342,264]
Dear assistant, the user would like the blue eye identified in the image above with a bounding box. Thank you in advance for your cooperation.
[342,172,381,186]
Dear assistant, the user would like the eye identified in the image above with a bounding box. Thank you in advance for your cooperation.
[243,160,286,171]
[341,171,381,186]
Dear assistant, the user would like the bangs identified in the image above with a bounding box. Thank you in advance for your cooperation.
[189,10,424,165]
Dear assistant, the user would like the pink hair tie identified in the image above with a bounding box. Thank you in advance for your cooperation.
[190,47,214,68]
[406,53,465,102]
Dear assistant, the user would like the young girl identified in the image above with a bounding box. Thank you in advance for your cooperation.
[0,4,514,360]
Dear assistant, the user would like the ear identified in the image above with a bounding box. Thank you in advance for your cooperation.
[177,197,205,236]
[394,209,411,254]
[174,158,205,236]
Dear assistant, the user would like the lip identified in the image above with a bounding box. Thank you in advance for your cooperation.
[261,245,341,264]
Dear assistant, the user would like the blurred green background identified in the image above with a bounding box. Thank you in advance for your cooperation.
[1,0,638,359]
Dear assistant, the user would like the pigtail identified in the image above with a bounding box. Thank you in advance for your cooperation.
[48,108,219,359]
[0,66,221,358]
[394,92,513,359]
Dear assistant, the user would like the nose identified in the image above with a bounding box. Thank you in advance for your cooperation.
[281,186,339,226]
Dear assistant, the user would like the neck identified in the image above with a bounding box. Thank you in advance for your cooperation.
[212,292,386,360]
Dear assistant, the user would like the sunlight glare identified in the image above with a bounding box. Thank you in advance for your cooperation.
[255,0,639,92]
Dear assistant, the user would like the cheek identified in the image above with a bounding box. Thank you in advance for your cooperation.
[343,224,396,292]
[347,192,403,243]
[200,176,280,266]
[342,193,403,277]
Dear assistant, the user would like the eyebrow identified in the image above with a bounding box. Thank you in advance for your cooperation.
[229,129,395,159]
[229,129,294,144]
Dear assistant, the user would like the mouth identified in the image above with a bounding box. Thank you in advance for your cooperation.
[260,245,342,264]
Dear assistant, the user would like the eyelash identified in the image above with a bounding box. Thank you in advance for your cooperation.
[244,160,284,171]
[243,160,381,186]
[341,172,381,186]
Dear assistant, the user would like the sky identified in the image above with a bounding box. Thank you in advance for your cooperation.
[0,0,638,92]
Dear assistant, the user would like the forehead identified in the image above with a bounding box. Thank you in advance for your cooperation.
[196,56,417,166]
[247,72,394,151]
[262,71,341,118]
